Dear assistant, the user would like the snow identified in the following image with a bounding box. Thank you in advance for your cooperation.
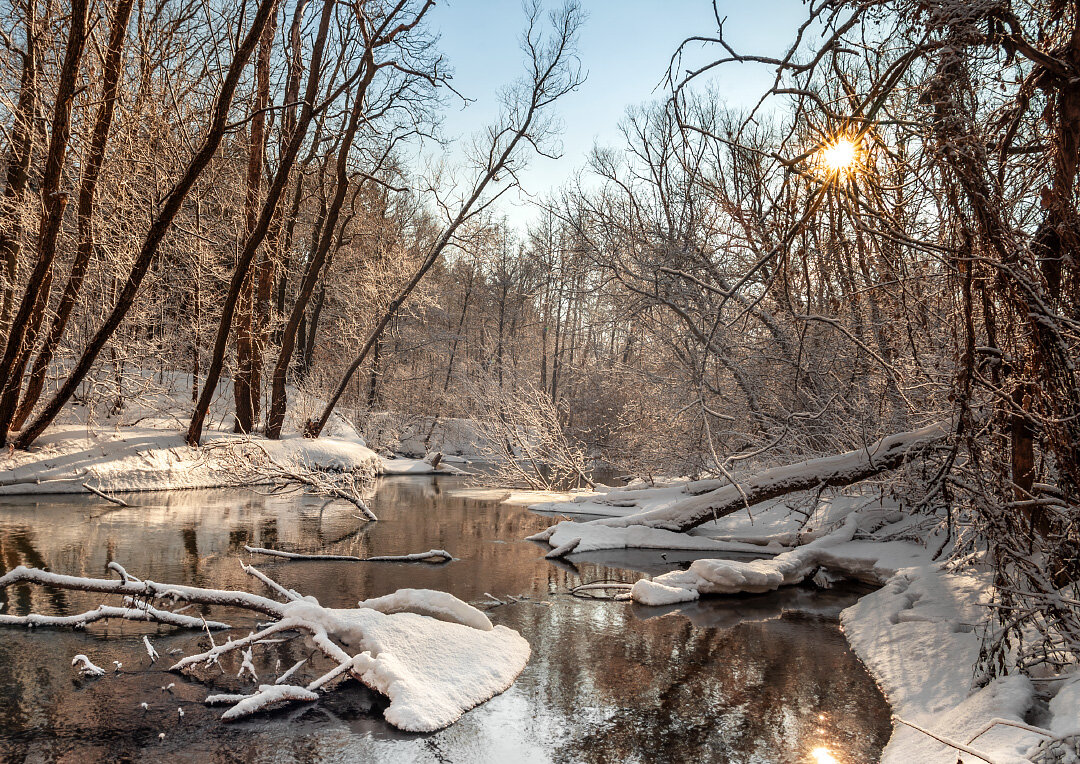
[355,588,493,631]
[280,598,530,732]
[843,567,1045,764]
[1049,678,1080,737]
[0,427,461,497]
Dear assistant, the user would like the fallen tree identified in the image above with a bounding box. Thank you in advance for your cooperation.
[535,421,952,539]
[0,562,529,732]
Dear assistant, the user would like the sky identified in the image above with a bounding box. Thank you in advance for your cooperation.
[418,0,806,230]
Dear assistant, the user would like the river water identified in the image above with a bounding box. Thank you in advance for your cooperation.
[0,476,891,763]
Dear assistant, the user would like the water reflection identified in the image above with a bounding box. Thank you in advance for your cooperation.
[0,477,890,762]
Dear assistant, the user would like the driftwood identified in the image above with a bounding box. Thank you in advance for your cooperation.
[244,546,452,563]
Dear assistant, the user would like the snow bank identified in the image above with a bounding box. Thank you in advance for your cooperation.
[843,567,1047,764]
[0,426,459,496]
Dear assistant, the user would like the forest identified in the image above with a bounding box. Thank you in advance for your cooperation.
[0,0,1077,762]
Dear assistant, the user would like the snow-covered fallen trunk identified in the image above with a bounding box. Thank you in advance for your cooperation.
[629,515,860,605]
[577,421,950,535]
[0,564,530,732]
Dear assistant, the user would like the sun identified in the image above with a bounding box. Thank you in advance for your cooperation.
[817,136,859,177]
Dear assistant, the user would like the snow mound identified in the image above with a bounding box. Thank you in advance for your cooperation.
[356,588,493,631]
[280,600,529,732]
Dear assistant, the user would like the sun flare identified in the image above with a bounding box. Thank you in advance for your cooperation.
[810,747,840,764]
[818,136,859,176]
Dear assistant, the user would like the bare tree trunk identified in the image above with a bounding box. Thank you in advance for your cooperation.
[12,0,136,431]
[0,0,89,444]
[0,0,39,343]
[233,2,277,433]
[185,0,336,447]
[16,0,280,450]
[266,68,377,439]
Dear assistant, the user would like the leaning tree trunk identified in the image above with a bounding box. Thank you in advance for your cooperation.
[265,64,377,440]
[12,0,136,431]
[14,0,279,451]
[584,421,953,533]
[0,0,89,445]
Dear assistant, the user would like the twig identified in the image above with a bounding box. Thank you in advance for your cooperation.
[83,482,130,507]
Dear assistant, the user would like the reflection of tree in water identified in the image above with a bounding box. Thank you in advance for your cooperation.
[535,607,890,764]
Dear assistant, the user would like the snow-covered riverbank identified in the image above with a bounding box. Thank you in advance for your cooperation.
[0,425,459,497]
[515,481,1080,764]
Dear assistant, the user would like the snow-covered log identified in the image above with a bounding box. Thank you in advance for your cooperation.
[629,515,859,605]
[591,421,951,534]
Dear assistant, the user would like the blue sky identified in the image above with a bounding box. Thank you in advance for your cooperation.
[419,0,806,229]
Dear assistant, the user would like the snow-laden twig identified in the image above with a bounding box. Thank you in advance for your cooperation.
[143,635,160,662]
[545,538,580,559]
[108,561,140,583]
[892,716,999,763]
[72,654,105,677]
[237,645,258,682]
[219,684,319,721]
[239,560,300,601]
[275,658,307,685]
[244,546,363,561]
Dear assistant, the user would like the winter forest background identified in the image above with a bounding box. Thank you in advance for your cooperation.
[0,0,1079,721]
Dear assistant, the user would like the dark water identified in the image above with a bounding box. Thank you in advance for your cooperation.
[0,477,891,763]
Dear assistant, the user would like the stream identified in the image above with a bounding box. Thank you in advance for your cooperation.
[0,475,892,763]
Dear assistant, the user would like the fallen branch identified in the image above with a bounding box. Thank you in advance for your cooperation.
[244,546,452,563]
[0,563,530,732]
[0,603,230,630]
[83,482,130,507]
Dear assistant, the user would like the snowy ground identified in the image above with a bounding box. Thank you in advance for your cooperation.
[0,373,463,496]
[510,480,1080,764]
